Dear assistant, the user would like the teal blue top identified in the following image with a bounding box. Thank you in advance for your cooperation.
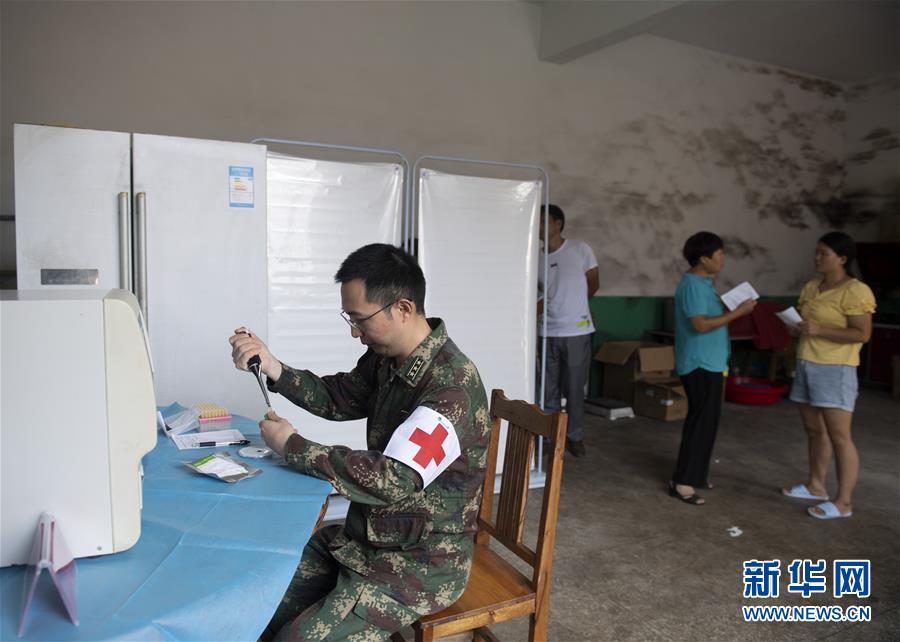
[674,272,730,375]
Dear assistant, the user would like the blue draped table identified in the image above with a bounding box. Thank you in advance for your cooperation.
[0,406,332,641]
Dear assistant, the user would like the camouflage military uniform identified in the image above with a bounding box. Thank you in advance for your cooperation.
[261,319,490,642]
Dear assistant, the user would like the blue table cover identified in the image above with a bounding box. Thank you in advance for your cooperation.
[0,405,333,641]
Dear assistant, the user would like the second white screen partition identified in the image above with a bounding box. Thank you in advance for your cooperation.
[266,153,403,449]
[417,169,541,421]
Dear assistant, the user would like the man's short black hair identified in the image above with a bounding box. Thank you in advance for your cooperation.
[682,231,724,267]
[334,243,426,315]
[540,203,565,231]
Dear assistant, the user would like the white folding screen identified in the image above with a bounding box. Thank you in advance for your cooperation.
[267,153,403,449]
[418,170,541,413]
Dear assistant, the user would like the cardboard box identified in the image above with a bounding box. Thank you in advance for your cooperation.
[594,341,675,404]
[633,379,688,421]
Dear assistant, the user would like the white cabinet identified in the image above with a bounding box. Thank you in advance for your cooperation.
[14,125,268,417]
[15,125,131,290]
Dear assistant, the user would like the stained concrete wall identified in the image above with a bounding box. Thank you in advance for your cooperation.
[546,35,886,295]
[845,75,900,241]
[1,1,893,295]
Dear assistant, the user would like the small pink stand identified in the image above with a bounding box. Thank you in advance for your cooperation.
[18,512,79,637]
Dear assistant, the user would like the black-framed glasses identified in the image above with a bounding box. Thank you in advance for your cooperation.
[340,301,396,331]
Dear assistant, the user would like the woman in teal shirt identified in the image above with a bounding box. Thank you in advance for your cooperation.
[670,232,756,505]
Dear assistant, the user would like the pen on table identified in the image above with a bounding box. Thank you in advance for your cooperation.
[198,439,251,448]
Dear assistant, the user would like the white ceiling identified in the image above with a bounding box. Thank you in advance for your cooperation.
[539,0,900,83]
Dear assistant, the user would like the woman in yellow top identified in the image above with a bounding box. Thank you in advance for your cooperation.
[782,232,876,520]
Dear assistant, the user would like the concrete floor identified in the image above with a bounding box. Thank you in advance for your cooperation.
[429,389,899,641]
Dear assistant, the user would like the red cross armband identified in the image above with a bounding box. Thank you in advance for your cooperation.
[384,406,462,488]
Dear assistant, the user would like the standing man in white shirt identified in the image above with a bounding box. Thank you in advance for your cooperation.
[538,204,599,457]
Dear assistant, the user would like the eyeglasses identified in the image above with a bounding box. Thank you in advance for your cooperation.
[340,301,396,331]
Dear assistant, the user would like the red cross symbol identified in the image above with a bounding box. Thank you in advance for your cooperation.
[409,423,448,468]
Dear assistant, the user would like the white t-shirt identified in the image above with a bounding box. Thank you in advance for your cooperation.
[538,239,598,337]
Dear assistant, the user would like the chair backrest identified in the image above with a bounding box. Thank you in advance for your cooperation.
[476,389,568,592]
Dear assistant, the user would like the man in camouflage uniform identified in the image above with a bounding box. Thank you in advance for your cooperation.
[230,243,490,641]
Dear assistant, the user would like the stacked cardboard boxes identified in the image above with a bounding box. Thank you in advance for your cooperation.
[632,379,688,421]
[594,341,687,421]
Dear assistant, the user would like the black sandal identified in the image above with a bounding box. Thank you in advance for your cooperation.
[668,481,705,505]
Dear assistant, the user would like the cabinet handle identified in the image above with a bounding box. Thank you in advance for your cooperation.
[118,192,132,291]
[134,192,148,329]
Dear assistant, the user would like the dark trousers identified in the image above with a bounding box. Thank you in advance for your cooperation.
[541,334,593,441]
[673,368,724,487]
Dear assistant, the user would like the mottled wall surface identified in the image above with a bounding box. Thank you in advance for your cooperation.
[845,75,900,241]
[1,4,893,296]
[543,35,885,296]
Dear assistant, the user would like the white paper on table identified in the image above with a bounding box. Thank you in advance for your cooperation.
[776,306,803,327]
[721,281,760,311]
[171,429,246,450]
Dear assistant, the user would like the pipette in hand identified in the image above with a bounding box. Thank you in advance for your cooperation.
[241,331,273,412]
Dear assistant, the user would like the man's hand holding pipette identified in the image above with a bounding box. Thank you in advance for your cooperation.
[229,327,277,413]
[229,327,282,382]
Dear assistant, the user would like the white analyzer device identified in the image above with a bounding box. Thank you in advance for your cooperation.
[1,289,157,566]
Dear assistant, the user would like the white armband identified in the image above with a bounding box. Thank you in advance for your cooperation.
[384,406,461,488]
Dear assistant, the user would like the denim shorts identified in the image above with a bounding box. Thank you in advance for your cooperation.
[789,359,858,412]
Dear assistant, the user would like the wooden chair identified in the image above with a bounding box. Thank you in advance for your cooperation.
[397,388,568,641]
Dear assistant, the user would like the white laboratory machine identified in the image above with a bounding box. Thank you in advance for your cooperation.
[0,289,157,567]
